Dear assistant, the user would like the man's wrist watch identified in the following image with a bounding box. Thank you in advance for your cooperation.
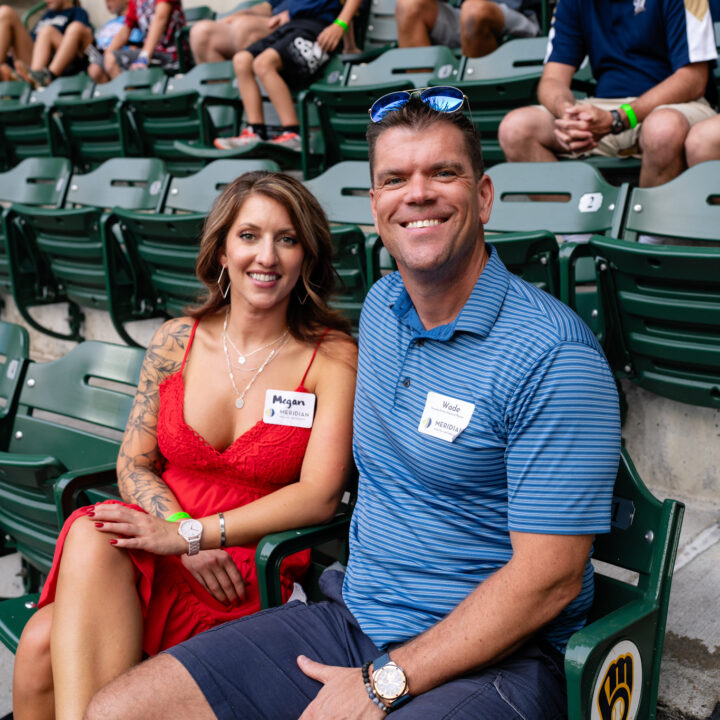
[610,109,626,135]
[371,653,411,711]
[178,518,203,555]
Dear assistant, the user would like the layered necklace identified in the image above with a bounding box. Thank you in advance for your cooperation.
[222,307,290,409]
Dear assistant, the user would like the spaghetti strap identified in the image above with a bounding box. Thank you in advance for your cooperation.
[181,320,200,372]
[299,329,331,387]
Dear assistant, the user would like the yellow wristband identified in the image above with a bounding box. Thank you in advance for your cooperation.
[333,17,348,32]
[620,104,638,129]
[166,511,191,522]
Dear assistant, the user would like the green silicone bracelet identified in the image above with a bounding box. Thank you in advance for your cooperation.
[620,103,638,129]
[333,17,348,32]
[166,511,191,522]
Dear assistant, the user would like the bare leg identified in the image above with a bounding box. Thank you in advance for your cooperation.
[638,107,690,187]
[0,5,34,65]
[252,48,297,126]
[498,105,563,161]
[684,114,720,167]
[51,516,143,720]
[30,25,63,70]
[85,653,216,720]
[47,21,92,76]
[104,48,121,78]
[234,49,265,124]
[460,0,504,57]
[88,61,110,83]
[190,15,273,62]
[13,605,55,720]
[395,0,439,47]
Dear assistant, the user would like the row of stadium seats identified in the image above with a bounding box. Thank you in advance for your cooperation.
[0,317,684,719]
[1,155,719,408]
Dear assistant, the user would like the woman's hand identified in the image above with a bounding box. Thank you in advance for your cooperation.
[91,503,185,555]
[181,551,247,604]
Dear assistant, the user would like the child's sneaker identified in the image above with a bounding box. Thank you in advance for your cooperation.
[271,131,302,152]
[214,128,261,150]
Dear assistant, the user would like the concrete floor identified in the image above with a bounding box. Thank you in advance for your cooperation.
[0,488,719,718]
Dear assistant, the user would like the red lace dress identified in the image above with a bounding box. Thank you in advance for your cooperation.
[39,321,322,656]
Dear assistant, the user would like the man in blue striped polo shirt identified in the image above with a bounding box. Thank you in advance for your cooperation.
[86,95,621,720]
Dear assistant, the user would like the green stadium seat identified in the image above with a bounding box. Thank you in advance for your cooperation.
[124,61,242,176]
[0,157,72,296]
[566,449,684,720]
[0,321,29,472]
[53,68,167,171]
[620,160,720,244]
[589,235,720,409]
[486,160,631,333]
[0,340,144,585]
[0,74,93,165]
[0,80,32,170]
[110,158,280,318]
[4,158,168,345]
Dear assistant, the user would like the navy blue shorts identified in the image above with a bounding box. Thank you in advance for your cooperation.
[166,570,568,719]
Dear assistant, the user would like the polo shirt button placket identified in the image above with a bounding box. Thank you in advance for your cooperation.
[402,377,411,388]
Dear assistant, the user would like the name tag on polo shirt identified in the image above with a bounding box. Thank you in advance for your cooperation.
[263,389,315,428]
[418,391,475,442]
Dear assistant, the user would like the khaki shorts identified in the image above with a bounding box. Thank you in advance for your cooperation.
[540,96,717,158]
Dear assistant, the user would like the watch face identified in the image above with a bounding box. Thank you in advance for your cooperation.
[373,663,407,701]
[179,518,202,540]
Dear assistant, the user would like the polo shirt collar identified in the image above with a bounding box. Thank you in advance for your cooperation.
[389,244,509,341]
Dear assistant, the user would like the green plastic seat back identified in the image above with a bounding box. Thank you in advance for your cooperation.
[0,341,144,574]
[304,161,373,226]
[64,157,167,210]
[488,230,560,297]
[54,68,166,170]
[589,235,720,408]
[127,61,240,174]
[362,0,399,53]
[163,158,280,213]
[486,161,628,236]
[0,75,92,163]
[0,80,31,107]
[565,448,684,720]
[0,321,29,434]
[0,157,72,293]
[330,225,369,333]
[621,161,720,243]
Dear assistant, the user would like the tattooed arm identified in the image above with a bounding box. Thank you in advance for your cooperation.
[117,317,194,518]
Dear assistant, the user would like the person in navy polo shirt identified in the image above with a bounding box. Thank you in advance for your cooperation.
[83,92,620,720]
[498,0,718,187]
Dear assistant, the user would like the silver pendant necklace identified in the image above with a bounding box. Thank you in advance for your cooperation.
[222,307,290,409]
[225,325,288,365]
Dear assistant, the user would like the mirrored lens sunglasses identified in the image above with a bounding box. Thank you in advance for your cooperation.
[368,86,472,124]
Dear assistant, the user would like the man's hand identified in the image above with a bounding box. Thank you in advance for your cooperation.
[181,550,246,604]
[297,656,385,720]
[554,103,614,152]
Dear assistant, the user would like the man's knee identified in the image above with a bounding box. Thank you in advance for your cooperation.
[461,0,500,33]
[396,0,436,25]
[499,106,551,158]
[640,108,690,158]
[189,19,215,50]
[685,116,720,166]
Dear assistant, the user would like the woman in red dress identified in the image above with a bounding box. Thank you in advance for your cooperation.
[13,171,357,720]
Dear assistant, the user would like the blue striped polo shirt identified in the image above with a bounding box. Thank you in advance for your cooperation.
[342,246,621,653]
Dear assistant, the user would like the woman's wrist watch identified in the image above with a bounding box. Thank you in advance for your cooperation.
[178,518,203,555]
[371,653,411,711]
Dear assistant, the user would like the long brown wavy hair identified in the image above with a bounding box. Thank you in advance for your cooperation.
[189,171,351,342]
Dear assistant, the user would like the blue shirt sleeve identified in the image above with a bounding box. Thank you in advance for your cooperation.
[546,0,586,68]
[505,342,621,535]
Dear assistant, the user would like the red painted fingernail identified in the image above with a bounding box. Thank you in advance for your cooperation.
[94,522,104,528]
[109,539,117,545]
[87,511,95,517]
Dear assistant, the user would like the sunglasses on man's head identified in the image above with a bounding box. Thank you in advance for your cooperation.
[368,86,472,124]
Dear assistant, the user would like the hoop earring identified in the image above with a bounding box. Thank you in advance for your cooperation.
[218,266,230,300]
